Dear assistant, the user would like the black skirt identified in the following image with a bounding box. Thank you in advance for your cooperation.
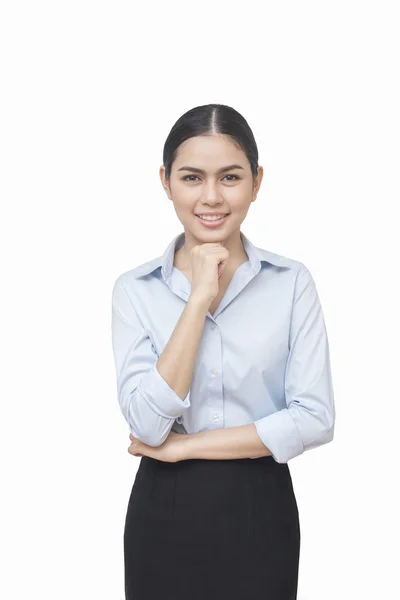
[124,455,300,600]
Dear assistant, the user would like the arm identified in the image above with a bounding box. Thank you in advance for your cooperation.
[111,276,209,447]
[156,293,209,401]
[182,424,272,460]
[252,265,336,464]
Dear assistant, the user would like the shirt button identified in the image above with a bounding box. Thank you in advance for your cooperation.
[211,370,218,377]
[210,323,216,330]
[212,413,220,422]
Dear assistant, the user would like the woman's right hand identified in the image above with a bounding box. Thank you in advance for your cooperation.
[189,242,230,304]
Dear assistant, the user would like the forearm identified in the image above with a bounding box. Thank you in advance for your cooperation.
[156,295,209,401]
[182,424,272,460]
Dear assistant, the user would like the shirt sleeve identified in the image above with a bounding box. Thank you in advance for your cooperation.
[111,276,191,446]
[253,265,336,463]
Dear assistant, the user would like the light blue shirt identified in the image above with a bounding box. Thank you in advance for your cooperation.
[111,230,335,463]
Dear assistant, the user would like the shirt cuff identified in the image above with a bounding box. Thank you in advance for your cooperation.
[137,362,191,419]
[254,409,305,463]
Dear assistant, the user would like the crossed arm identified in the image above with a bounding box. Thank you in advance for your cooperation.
[128,423,271,462]
[178,423,271,460]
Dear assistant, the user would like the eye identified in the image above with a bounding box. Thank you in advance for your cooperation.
[182,174,240,182]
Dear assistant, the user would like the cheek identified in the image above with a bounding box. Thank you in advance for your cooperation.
[172,187,199,207]
[225,186,251,206]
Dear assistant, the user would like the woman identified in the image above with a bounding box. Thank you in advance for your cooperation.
[111,103,335,599]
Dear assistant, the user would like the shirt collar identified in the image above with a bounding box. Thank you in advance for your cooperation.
[134,230,288,281]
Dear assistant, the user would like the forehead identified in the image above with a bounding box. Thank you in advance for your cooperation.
[174,134,246,166]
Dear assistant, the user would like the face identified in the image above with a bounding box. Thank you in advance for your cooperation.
[159,134,263,250]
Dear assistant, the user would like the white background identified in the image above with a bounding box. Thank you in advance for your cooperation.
[1,1,399,598]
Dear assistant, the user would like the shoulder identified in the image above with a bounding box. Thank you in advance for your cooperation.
[114,255,163,286]
[256,245,307,274]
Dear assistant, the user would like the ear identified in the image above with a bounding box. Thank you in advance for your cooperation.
[159,165,172,200]
[252,166,264,201]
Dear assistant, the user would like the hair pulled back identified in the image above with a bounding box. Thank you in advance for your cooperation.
[162,103,259,181]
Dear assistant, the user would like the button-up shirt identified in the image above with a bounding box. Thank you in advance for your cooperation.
[111,230,335,463]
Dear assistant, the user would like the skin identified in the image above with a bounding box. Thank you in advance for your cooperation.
[128,431,188,462]
[127,133,270,462]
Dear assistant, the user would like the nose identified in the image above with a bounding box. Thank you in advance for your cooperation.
[203,180,220,204]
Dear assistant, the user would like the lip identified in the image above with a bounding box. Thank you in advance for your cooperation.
[196,213,230,228]
[196,212,229,216]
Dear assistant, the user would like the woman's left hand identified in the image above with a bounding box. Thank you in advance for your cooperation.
[128,430,187,463]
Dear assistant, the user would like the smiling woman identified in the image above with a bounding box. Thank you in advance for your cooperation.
[111,103,335,600]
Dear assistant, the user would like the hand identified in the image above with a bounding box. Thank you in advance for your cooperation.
[128,430,186,463]
[189,241,229,304]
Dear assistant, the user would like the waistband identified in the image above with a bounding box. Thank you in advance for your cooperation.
[138,454,284,475]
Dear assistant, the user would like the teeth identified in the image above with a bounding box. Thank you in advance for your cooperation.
[198,215,226,221]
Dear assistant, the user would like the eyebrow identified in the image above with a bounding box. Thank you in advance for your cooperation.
[177,164,244,174]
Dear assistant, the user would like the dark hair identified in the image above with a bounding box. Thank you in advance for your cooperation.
[162,103,259,181]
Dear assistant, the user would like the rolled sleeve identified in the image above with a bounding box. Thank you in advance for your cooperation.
[111,276,191,446]
[254,265,335,463]
[137,362,191,418]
